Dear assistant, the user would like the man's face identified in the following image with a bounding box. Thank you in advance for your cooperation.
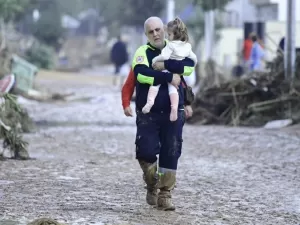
[145,20,165,49]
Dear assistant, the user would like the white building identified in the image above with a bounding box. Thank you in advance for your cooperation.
[201,0,300,67]
[222,0,257,27]
[250,0,300,22]
[222,0,300,27]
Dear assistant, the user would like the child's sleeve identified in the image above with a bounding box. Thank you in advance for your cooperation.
[152,43,173,64]
[188,50,198,65]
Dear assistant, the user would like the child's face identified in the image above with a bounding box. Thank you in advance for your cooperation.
[167,30,174,41]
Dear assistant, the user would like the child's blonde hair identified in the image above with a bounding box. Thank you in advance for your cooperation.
[167,17,189,42]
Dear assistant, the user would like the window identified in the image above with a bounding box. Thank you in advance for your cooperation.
[257,3,278,21]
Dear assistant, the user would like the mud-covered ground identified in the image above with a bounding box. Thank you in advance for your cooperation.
[0,75,300,225]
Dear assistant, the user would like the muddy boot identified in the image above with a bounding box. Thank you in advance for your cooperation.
[157,171,176,211]
[138,160,158,205]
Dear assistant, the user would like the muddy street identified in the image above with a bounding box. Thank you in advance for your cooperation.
[1,76,300,225]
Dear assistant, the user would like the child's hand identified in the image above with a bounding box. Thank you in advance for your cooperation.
[152,62,165,71]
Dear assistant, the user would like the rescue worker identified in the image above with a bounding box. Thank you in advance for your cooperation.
[249,34,265,71]
[132,16,195,211]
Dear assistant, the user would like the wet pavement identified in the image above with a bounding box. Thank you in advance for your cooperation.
[0,76,300,225]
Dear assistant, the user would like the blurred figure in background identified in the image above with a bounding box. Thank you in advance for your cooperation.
[249,34,265,72]
[277,36,285,55]
[110,35,129,87]
[242,32,254,70]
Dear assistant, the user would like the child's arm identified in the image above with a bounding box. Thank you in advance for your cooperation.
[121,68,135,110]
[188,51,198,65]
[152,43,173,65]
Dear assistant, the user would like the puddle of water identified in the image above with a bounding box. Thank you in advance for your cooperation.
[29,152,55,160]
[0,180,14,185]
[0,220,20,225]
[73,218,105,225]
[35,120,94,127]
[57,176,80,180]
[34,120,135,128]
[290,195,300,213]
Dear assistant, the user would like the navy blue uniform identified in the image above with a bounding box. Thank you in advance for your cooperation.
[132,42,195,172]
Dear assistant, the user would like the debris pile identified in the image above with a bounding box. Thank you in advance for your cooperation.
[188,54,300,127]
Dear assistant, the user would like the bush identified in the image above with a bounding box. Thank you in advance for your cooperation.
[24,42,55,69]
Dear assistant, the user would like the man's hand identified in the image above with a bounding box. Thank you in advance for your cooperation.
[124,106,133,117]
[171,74,181,88]
[184,105,193,119]
[152,62,165,71]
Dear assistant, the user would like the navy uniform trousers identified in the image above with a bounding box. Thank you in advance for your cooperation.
[135,109,185,173]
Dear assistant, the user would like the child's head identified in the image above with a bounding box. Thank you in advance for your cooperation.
[167,17,189,42]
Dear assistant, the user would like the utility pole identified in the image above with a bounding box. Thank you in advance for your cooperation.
[166,0,175,22]
[285,0,296,82]
[204,11,215,61]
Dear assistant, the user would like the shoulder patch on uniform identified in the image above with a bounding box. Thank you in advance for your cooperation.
[136,56,144,63]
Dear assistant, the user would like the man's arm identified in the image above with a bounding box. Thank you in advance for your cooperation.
[164,57,195,76]
[132,46,173,86]
[121,67,135,109]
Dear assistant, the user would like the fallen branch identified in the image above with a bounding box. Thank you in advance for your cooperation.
[0,118,11,131]
[189,54,300,127]
[217,90,255,97]
[248,96,295,109]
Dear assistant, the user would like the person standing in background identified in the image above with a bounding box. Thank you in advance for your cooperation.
[242,32,254,69]
[250,34,265,72]
[110,35,129,87]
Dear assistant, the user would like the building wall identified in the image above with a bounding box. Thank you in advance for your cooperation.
[250,0,300,21]
[223,0,300,26]
[222,0,257,27]
[200,21,300,67]
[264,21,300,60]
[213,28,243,67]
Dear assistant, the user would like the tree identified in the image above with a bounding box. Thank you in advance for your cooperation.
[0,0,31,22]
[120,0,165,27]
[0,0,34,53]
[185,0,233,42]
[31,0,65,50]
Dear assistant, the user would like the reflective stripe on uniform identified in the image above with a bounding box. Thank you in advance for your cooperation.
[183,66,194,76]
[136,73,154,85]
